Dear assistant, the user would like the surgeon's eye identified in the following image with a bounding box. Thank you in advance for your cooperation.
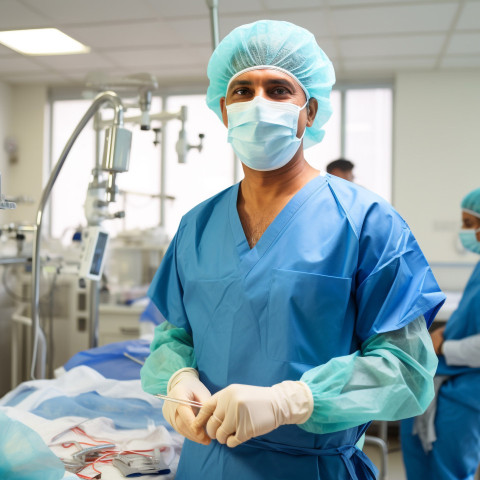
[270,86,290,96]
[232,87,250,96]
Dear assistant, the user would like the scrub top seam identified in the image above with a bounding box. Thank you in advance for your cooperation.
[324,175,360,239]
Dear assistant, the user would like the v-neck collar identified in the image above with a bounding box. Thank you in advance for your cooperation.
[228,173,327,273]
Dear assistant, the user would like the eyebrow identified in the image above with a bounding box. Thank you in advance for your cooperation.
[227,77,297,93]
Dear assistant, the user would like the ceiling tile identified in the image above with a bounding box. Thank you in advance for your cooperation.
[144,0,210,18]
[343,56,436,71]
[441,55,480,68]
[220,0,265,14]
[339,34,445,58]
[456,1,480,30]
[148,0,263,18]
[167,17,213,46]
[265,9,331,37]
[218,14,272,38]
[331,3,458,36]
[0,56,49,74]
[329,0,431,5]
[152,64,207,77]
[102,47,208,69]
[66,69,130,84]
[314,38,337,60]
[219,9,331,39]
[0,0,52,29]
[2,72,69,84]
[64,21,180,49]
[0,44,16,56]
[20,0,156,24]
[446,33,480,55]
[33,52,117,71]
[263,0,323,8]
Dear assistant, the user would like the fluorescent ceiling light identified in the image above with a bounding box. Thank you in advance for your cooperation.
[0,28,90,55]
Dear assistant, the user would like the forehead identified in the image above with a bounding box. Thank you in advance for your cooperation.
[227,68,301,93]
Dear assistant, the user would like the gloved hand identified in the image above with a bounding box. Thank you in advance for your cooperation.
[162,368,212,445]
[192,381,313,448]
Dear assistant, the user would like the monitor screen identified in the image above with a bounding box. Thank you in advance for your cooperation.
[89,232,108,276]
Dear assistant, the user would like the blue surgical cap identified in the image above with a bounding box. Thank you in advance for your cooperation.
[461,188,480,217]
[206,19,336,148]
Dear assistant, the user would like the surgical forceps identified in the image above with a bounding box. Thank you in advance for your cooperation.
[154,394,203,409]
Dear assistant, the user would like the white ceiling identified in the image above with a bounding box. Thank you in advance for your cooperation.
[0,0,479,88]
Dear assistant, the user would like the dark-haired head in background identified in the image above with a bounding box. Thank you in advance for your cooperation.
[326,158,354,182]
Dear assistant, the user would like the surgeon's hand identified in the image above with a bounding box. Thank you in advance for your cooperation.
[430,326,445,355]
[162,368,212,445]
[192,381,313,448]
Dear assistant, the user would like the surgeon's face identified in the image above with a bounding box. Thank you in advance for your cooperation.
[219,68,318,138]
[462,211,480,241]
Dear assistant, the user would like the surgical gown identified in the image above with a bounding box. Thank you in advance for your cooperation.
[142,174,445,480]
[401,261,480,480]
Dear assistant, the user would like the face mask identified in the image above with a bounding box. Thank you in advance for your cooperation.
[226,96,307,171]
[458,228,480,254]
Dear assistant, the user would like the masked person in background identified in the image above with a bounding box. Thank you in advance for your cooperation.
[141,20,446,480]
[401,187,480,480]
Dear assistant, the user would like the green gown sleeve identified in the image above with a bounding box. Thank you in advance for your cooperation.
[140,321,196,395]
[299,316,438,434]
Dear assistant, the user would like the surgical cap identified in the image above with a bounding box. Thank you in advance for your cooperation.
[206,19,336,148]
[461,187,480,218]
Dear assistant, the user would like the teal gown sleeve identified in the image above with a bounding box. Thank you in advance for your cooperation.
[299,315,437,434]
[140,321,196,395]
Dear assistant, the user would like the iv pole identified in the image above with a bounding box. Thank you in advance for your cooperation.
[30,91,130,379]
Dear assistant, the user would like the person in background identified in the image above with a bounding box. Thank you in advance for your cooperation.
[141,19,445,480]
[401,187,480,480]
[326,158,355,182]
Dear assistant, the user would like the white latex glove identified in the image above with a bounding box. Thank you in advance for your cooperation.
[163,368,212,445]
[192,381,313,448]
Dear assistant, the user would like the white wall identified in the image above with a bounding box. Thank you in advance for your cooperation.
[393,70,480,272]
[0,80,14,396]
[0,81,12,203]
[0,84,48,226]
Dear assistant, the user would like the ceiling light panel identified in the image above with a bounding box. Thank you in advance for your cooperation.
[0,28,90,55]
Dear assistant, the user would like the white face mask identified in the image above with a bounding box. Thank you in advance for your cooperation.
[226,96,307,171]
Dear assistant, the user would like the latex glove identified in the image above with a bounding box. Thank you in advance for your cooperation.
[162,368,212,445]
[192,381,313,448]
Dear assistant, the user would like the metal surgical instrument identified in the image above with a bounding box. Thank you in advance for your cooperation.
[154,394,202,408]
[123,352,145,365]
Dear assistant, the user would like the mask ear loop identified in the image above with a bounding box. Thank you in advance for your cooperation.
[297,99,310,140]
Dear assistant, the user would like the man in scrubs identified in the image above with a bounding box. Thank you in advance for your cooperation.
[401,187,480,480]
[141,20,445,479]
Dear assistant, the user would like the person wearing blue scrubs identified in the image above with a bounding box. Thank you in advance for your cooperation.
[401,187,480,480]
[141,20,445,479]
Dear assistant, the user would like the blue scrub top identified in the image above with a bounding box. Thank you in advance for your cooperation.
[436,261,480,408]
[401,262,480,480]
[148,173,445,479]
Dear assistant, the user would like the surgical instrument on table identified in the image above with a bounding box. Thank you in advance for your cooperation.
[154,394,202,408]
[72,443,116,462]
[113,448,172,476]
[50,420,89,443]
[123,352,145,365]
